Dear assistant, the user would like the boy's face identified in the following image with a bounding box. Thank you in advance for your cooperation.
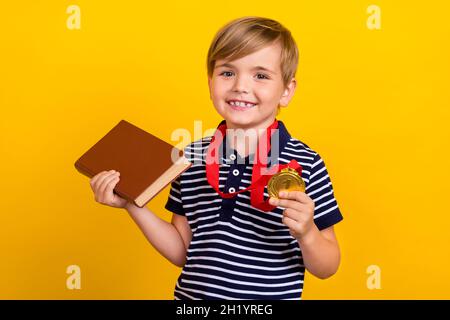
[208,42,296,130]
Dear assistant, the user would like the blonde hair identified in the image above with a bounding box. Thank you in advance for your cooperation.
[207,16,299,89]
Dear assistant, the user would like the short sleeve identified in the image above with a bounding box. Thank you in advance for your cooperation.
[306,153,343,230]
[164,176,185,216]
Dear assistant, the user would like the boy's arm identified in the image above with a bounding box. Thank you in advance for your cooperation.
[269,191,341,280]
[297,225,341,280]
[125,202,191,268]
[171,213,192,251]
[272,153,343,280]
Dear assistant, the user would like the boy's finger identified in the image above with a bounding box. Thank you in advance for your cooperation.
[281,214,297,230]
[269,197,302,211]
[92,170,116,191]
[278,191,309,204]
[283,207,306,222]
[90,171,108,187]
[104,176,120,202]
[98,172,120,196]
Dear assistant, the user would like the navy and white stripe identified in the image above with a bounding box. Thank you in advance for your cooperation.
[165,120,343,300]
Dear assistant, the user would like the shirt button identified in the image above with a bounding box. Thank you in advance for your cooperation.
[229,154,236,161]
[228,187,236,193]
[232,169,239,176]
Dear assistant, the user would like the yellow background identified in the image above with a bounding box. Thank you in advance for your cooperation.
[1,0,449,299]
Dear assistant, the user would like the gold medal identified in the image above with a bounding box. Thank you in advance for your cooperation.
[268,167,305,198]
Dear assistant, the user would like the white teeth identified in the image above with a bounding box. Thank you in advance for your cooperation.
[229,101,256,108]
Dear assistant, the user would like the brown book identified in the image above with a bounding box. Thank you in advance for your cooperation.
[74,120,192,208]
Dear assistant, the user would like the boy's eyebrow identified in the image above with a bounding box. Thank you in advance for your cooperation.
[215,62,277,75]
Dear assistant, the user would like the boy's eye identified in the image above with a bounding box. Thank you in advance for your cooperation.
[256,73,269,80]
[220,71,234,77]
[218,71,269,80]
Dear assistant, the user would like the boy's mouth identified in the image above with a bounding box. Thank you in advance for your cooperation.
[226,99,257,111]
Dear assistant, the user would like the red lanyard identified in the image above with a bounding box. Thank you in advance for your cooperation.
[205,119,303,212]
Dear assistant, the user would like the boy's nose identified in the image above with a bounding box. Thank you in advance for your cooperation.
[234,88,249,94]
[232,84,250,94]
[232,76,251,94]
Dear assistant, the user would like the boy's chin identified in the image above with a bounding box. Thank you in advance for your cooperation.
[223,116,261,129]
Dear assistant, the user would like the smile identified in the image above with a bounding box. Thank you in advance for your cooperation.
[227,100,257,111]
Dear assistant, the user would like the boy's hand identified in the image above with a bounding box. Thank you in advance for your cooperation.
[90,170,128,209]
[269,191,316,240]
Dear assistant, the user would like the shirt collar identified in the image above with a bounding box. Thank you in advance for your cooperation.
[216,119,291,166]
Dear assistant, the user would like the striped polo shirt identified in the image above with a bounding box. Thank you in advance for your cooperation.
[165,120,343,300]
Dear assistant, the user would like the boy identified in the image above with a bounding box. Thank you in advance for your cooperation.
[89,16,343,300]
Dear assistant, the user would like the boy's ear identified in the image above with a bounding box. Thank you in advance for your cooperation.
[279,78,297,108]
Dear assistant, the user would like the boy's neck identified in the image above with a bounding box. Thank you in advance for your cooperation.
[225,117,276,158]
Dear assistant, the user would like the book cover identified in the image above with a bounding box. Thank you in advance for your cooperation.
[74,120,191,207]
